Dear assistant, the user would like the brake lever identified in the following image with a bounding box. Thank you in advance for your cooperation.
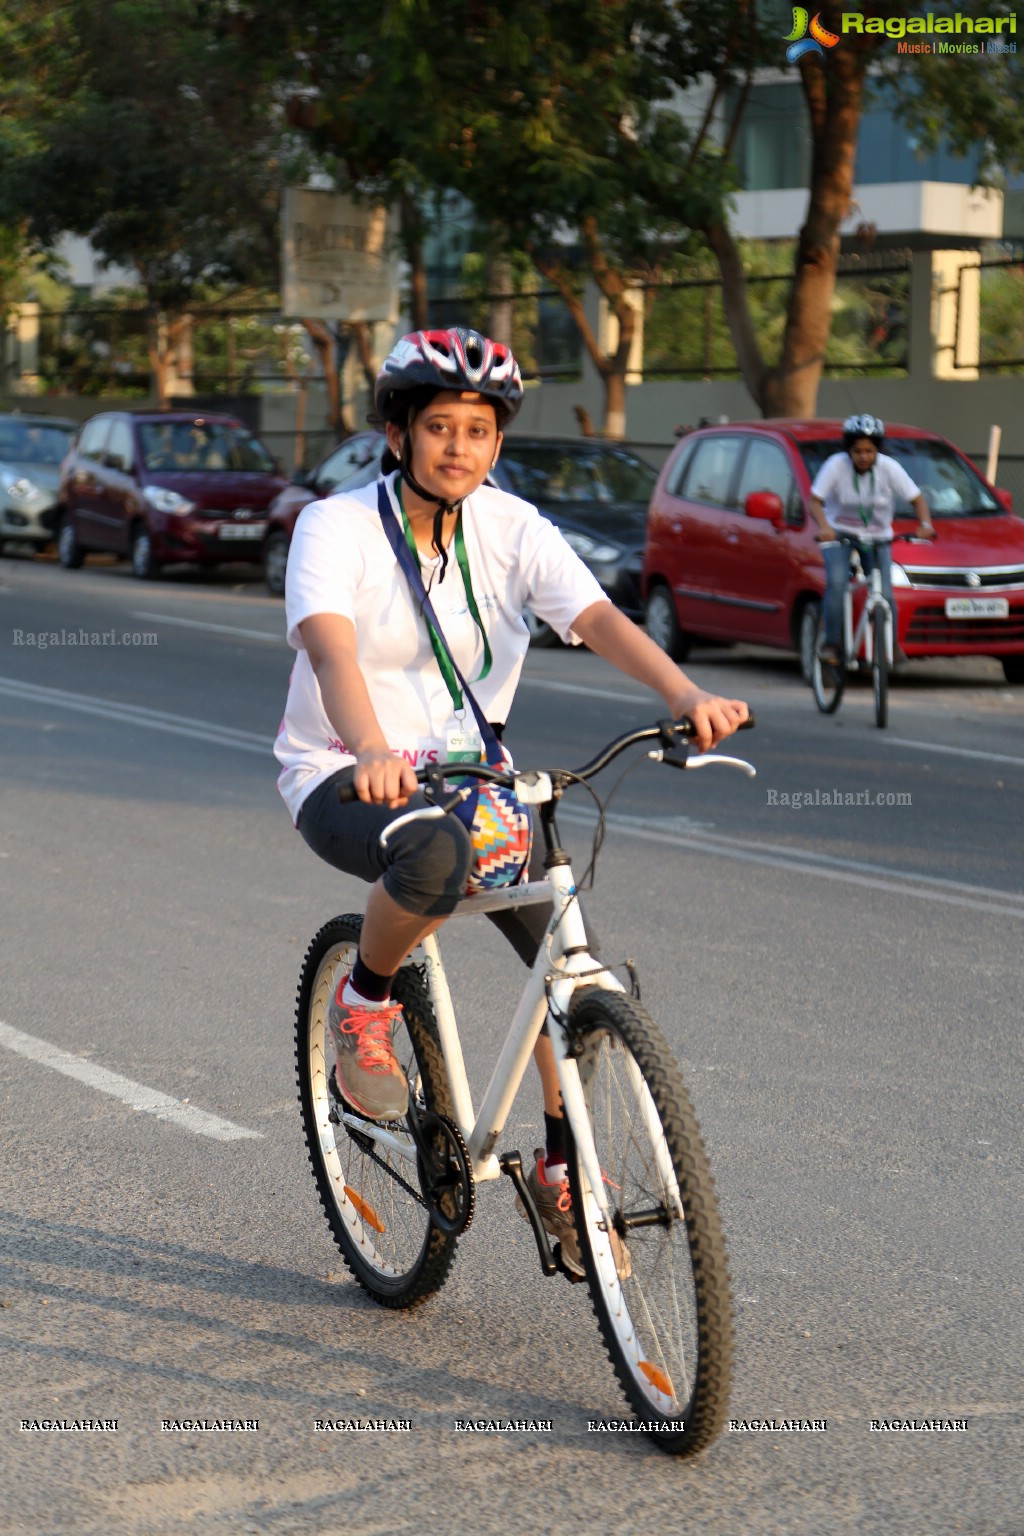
[647,747,756,777]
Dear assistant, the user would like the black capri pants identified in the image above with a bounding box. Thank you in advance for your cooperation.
[296,766,553,967]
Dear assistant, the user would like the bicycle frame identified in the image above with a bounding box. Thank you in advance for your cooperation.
[842,545,893,668]
[328,727,754,1257]
[332,850,626,1236]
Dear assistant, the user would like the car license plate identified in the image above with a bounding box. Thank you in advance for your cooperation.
[944,596,1009,619]
[218,522,266,541]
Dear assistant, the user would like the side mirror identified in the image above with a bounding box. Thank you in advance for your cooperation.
[745,490,786,528]
[995,486,1013,512]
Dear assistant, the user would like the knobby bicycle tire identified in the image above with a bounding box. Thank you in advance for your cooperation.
[565,987,733,1457]
[295,914,458,1308]
[872,605,889,729]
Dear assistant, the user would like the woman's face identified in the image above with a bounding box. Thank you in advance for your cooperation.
[849,438,879,473]
[388,392,501,504]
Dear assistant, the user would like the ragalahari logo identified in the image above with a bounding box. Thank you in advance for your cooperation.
[785,7,841,62]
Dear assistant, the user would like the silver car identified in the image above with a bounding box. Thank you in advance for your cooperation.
[0,414,77,551]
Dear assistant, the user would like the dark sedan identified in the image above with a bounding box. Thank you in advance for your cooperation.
[262,431,656,643]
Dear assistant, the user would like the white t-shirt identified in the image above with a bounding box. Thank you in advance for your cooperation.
[811,451,920,540]
[274,472,608,822]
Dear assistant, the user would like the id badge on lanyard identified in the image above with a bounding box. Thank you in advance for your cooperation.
[446,718,483,763]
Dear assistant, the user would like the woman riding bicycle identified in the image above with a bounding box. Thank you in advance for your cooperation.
[811,414,935,665]
[274,326,748,1270]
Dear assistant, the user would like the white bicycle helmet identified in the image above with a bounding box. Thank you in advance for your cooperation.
[375,327,524,426]
[842,413,885,448]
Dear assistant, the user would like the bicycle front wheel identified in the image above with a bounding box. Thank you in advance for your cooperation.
[872,605,889,729]
[565,988,733,1456]
[811,620,845,714]
[295,915,458,1308]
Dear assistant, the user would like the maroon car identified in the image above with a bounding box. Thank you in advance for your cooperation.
[57,410,289,579]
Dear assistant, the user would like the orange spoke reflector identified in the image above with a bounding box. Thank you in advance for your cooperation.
[344,1186,385,1233]
[639,1360,674,1397]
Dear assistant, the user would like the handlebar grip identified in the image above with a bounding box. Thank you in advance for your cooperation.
[335,778,360,805]
[677,711,755,735]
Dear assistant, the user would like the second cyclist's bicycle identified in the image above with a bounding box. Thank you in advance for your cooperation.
[812,533,894,727]
[294,718,755,1457]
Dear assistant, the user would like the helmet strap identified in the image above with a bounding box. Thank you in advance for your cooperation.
[399,436,462,582]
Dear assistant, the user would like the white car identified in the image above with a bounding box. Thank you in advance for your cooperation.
[0,414,77,551]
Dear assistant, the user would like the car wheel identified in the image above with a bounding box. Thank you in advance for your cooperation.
[57,515,85,570]
[644,584,690,661]
[524,607,561,648]
[1001,656,1024,685]
[263,530,289,597]
[131,525,161,580]
[799,600,821,685]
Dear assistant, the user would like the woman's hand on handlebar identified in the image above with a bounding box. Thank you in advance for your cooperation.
[668,687,750,752]
[352,748,419,808]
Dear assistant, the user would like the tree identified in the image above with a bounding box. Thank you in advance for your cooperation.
[699,0,1024,416]
[0,1,287,405]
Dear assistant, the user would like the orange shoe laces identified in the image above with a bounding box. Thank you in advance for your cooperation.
[335,1001,402,1075]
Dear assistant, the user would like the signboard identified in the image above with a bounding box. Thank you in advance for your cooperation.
[282,188,399,322]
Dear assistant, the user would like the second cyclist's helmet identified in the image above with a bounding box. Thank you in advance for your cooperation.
[842,413,885,450]
[374,327,524,427]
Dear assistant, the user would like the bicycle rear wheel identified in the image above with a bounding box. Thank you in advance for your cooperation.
[811,619,845,714]
[295,915,458,1307]
[565,988,733,1456]
[872,606,889,728]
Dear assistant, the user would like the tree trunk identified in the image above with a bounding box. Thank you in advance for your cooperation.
[761,46,867,416]
[704,18,870,418]
[401,192,429,330]
[146,310,191,408]
[301,317,347,437]
[487,248,513,347]
[530,222,634,439]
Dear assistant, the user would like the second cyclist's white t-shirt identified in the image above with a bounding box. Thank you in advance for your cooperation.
[274,472,608,822]
[811,451,920,540]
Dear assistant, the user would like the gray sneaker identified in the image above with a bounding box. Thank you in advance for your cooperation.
[327,979,408,1122]
[516,1150,583,1275]
[515,1150,633,1281]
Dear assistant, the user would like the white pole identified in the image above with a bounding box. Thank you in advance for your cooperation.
[986,424,1002,485]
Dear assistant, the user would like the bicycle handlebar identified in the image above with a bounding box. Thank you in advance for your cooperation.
[334,715,756,806]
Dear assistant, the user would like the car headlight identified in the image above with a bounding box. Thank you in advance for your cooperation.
[2,474,47,508]
[144,485,195,515]
[891,563,910,588]
[561,529,622,564]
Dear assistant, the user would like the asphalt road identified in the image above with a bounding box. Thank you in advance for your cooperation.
[0,552,1021,1536]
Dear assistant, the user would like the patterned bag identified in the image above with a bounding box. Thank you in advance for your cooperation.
[459,758,533,893]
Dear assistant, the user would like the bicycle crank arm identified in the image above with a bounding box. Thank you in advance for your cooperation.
[499,1152,560,1278]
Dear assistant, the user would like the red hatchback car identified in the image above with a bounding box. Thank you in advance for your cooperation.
[643,419,1024,684]
[57,410,289,579]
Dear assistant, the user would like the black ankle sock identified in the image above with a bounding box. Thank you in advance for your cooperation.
[351,952,395,1003]
[544,1112,566,1168]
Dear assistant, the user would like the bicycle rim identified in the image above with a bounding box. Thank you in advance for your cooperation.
[872,606,889,728]
[295,915,458,1307]
[811,632,845,714]
[566,988,733,1456]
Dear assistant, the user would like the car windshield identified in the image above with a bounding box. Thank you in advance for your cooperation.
[0,420,74,465]
[138,420,276,474]
[499,444,657,504]
[799,438,1001,518]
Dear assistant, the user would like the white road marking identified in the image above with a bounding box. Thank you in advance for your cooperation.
[0,1022,262,1142]
[0,676,270,753]
[5,675,1021,917]
[885,736,1024,769]
[133,611,283,643]
[558,807,1024,919]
